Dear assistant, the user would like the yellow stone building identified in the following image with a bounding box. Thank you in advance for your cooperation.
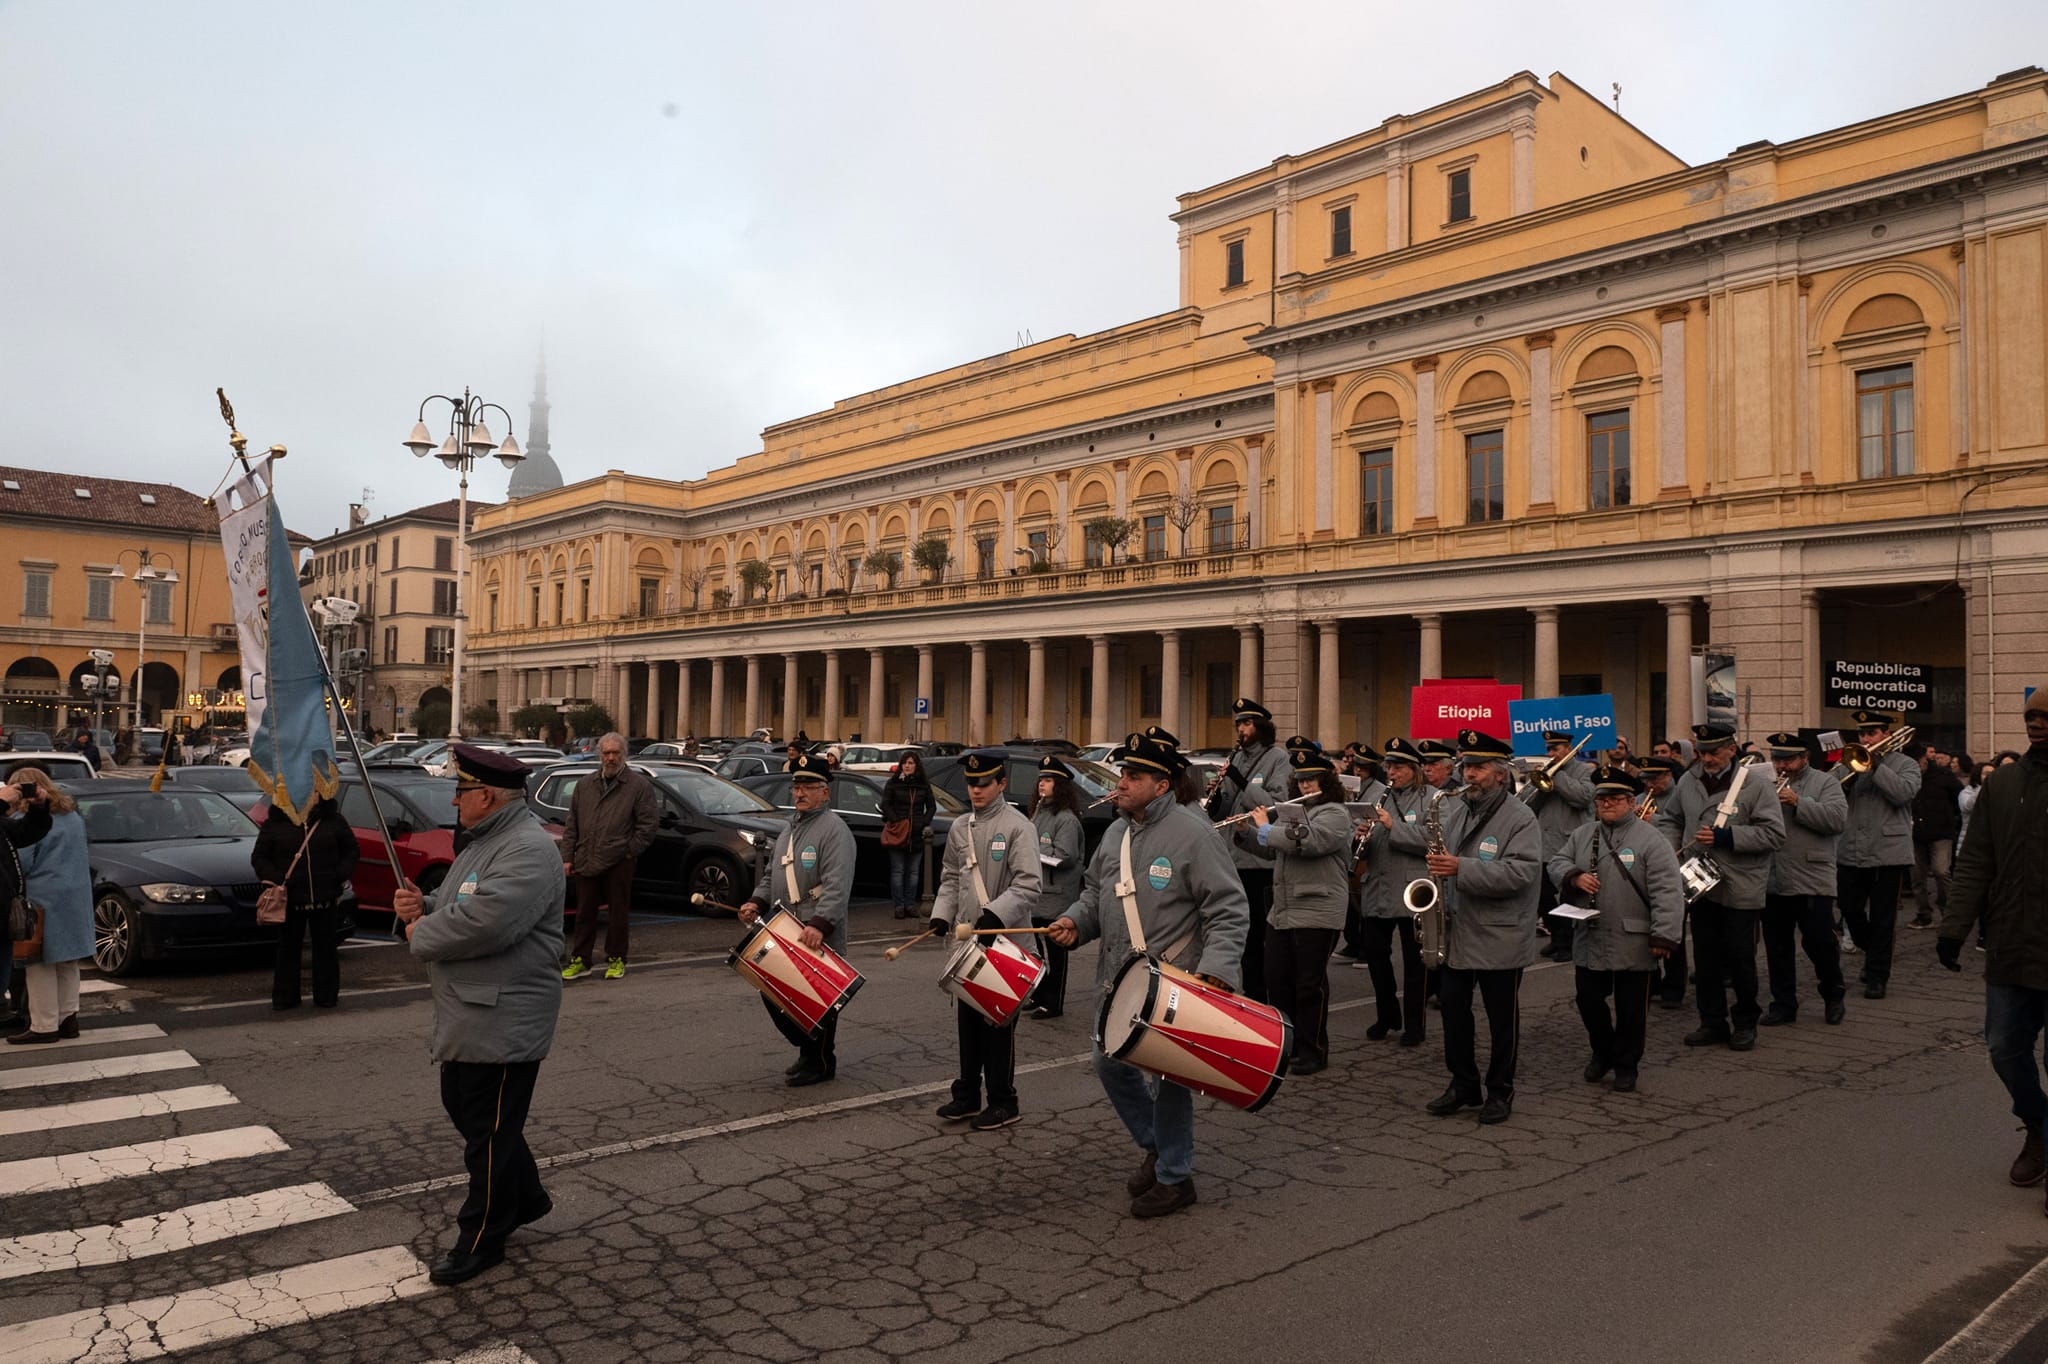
[467,67,2048,760]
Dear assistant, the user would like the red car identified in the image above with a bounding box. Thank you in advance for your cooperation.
[257,771,461,918]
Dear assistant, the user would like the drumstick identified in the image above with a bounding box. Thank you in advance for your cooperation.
[951,923,1057,940]
[690,892,750,916]
[884,926,939,961]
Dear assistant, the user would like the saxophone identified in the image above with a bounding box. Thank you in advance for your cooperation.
[1402,783,1471,969]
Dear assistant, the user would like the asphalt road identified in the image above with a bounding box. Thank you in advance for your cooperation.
[3,901,2045,1363]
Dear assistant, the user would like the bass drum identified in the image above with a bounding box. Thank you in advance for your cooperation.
[1094,953,1291,1112]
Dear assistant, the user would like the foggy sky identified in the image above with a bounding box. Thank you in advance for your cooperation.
[2,1,2041,538]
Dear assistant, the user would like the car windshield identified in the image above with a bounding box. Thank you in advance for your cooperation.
[374,776,460,827]
[655,767,776,814]
[78,790,253,842]
[2,757,94,784]
[927,784,967,814]
[1065,760,1118,798]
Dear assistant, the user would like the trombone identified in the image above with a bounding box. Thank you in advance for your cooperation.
[1835,725,1915,784]
[1525,733,1592,793]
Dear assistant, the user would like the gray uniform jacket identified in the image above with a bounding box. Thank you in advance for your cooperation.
[1262,801,1354,931]
[750,805,857,955]
[1439,790,1543,971]
[1222,741,1292,868]
[1655,766,1786,909]
[1838,752,1921,868]
[1367,782,1435,920]
[1548,815,1684,972]
[1032,807,1085,918]
[1768,765,1849,896]
[1521,759,1595,859]
[933,800,1043,951]
[1067,791,1250,992]
[408,801,567,1065]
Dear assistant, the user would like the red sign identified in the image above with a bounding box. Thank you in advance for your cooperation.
[1409,680,1522,740]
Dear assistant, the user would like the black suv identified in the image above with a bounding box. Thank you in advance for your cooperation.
[921,747,1123,861]
[526,760,786,911]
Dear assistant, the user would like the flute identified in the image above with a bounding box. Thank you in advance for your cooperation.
[1213,797,1312,830]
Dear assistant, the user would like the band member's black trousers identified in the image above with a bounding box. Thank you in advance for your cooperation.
[1029,915,1068,1016]
[1838,864,1906,987]
[1575,968,1653,1075]
[1238,869,1274,1003]
[1540,869,1576,957]
[1691,899,1761,1032]
[1658,907,1689,1004]
[953,1002,1016,1108]
[1439,966,1522,1099]
[763,995,838,1074]
[440,1060,546,1257]
[1762,893,1845,1012]
[1265,926,1339,1067]
[1362,915,1426,1040]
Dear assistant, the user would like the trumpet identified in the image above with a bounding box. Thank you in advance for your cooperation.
[1213,796,1311,830]
[1526,734,1592,793]
[1632,792,1660,822]
[1835,725,1914,784]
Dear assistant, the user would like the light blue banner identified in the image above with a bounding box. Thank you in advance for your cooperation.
[1507,694,1617,758]
[247,475,339,822]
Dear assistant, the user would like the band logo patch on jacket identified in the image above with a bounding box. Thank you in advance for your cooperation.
[1147,856,1174,890]
[1477,837,1500,861]
[457,873,480,901]
[800,845,818,871]
[1617,847,1637,868]
[990,835,1008,863]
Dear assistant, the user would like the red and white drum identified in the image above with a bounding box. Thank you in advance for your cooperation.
[729,910,864,1039]
[1095,954,1292,1112]
[938,933,1047,1027]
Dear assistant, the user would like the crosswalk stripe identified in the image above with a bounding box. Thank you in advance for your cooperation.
[0,1243,433,1362]
[0,1085,238,1137]
[75,979,122,994]
[0,1182,354,1281]
[0,1125,288,1197]
[0,1025,166,1062]
[0,1051,199,1092]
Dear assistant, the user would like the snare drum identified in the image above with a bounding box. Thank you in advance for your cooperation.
[729,910,864,1039]
[1094,954,1291,1112]
[938,933,1047,1027]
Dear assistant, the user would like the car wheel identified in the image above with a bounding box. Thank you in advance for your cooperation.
[687,853,743,911]
[93,891,142,977]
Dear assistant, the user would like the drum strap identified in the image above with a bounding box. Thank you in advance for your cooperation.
[780,841,813,910]
[1116,827,1195,965]
[964,812,995,912]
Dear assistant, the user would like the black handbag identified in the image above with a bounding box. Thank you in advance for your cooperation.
[7,839,40,963]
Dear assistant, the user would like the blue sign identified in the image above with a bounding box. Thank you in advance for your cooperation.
[1507,694,1617,758]
[913,697,931,718]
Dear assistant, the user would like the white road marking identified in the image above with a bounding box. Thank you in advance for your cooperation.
[0,1126,288,1197]
[0,1243,432,1362]
[0,1025,166,1060]
[0,1085,237,1137]
[1923,1249,2048,1363]
[75,979,122,994]
[0,1051,199,1092]
[0,1182,354,1281]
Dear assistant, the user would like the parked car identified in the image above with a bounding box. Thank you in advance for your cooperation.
[4,729,55,752]
[255,772,463,919]
[154,765,267,814]
[77,779,353,976]
[735,769,962,896]
[526,760,786,910]
[3,752,103,785]
[839,742,923,774]
[637,741,711,763]
[922,749,1122,860]
[134,727,166,763]
[715,752,782,781]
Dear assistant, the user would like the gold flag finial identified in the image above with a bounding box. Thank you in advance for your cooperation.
[217,387,250,466]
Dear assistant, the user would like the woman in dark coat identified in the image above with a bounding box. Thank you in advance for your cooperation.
[253,796,359,1010]
[881,753,937,918]
[0,781,54,1028]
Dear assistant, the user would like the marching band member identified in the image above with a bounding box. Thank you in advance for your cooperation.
[1550,766,1683,1093]
[929,750,1041,1130]
[1836,709,1922,1000]
[1027,755,1086,1020]
[1763,732,1850,1026]
[1213,699,1291,1003]
[1656,724,1786,1052]
[1248,748,1354,1074]
[1425,729,1542,1125]
[1048,730,1249,1219]
[1418,738,1458,793]
[737,752,857,1087]
[1360,738,1431,1045]
[1523,730,1596,962]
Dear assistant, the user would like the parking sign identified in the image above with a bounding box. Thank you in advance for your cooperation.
[913,697,931,718]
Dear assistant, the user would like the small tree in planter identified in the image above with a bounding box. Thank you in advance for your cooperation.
[710,586,732,609]
[510,702,557,739]
[912,536,952,584]
[566,703,614,740]
[1083,515,1136,565]
[463,702,500,736]
[736,559,773,603]
[864,547,903,588]
[1166,492,1202,556]
[682,565,709,610]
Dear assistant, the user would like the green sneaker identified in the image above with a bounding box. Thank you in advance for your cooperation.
[561,956,588,981]
[604,957,626,980]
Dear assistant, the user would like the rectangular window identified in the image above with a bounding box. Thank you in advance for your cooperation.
[1207,505,1236,552]
[1359,446,1393,535]
[1330,205,1352,258]
[975,536,996,579]
[1587,410,1631,509]
[432,580,457,616]
[367,542,376,566]
[638,578,658,615]
[809,563,823,595]
[487,594,498,632]
[1083,525,1106,568]
[1139,664,1161,717]
[1465,429,1505,523]
[553,581,565,622]
[774,567,788,598]
[425,627,453,665]
[1027,529,1049,565]
[433,537,452,572]
[1206,661,1235,717]
[389,579,399,615]
[529,584,541,625]
[1447,168,1472,223]
[1142,514,1166,560]
[389,536,399,567]
[1857,365,1915,479]
[884,673,901,718]
[382,626,398,664]
[1078,665,1092,718]
[351,546,360,570]
[22,569,49,618]
[578,579,591,618]
[85,573,112,620]
[146,579,172,625]
[1224,238,1246,288]
[932,673,947,717]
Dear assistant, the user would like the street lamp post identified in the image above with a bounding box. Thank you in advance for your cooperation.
[84,648,115,741]
[103,548,180,730]
[402,389,522,742]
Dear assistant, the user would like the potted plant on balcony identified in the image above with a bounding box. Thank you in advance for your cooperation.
[912,536,952,584]
[863,547,902,589]
[737,558,772,604]
[1083,515,1135,565]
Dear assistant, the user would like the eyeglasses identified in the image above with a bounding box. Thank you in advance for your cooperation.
[455,782,488,795]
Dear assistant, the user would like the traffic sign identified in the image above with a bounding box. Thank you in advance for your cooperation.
[913,697,931,718]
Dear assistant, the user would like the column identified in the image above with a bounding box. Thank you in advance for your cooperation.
[1413,359,1438,520]
[1089,634,1112,746]
[822,649,842,739]
[1532,604,1560,698]
[782,652,800,739]
[967,641,988,745]
[1663,597,1694,740]
[1385,155,1408,251]
[1313,381,1335,533]
[867,647,885,740]
[1159,629,1182,740]
[615,663,635,735]
[709,657,727,737]
[1658,304,1689,491]
[1801,589,1822,719]
[1317,620,1342,742]
[1026,638,1047,738]
[1236,624,1260,700]
[916,644,935,738]
[1510,118,1536,214]
[742,654,762,734]
[1527,334,1554,507]
[1417,612,1443,681]
[676,659,694,739]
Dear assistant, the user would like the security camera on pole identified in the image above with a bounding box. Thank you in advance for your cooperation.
[310,597,360,742]
[401,390,523,743]
[84,648,115,739]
